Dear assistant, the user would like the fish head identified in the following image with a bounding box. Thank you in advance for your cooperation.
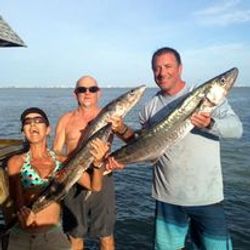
[215,67,238,92]
[206,67,238,105]
[114,85,146,117]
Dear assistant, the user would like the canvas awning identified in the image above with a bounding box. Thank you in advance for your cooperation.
[0,15,26,47]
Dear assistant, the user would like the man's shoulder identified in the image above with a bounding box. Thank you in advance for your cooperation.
[139,92,160,122]
[58,110,76,123]
[143,91,161,110]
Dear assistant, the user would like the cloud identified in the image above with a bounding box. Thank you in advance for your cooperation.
[195,0,240,15]
[194,0,250,26]
[185,42,245,55]
[183,42,249,71]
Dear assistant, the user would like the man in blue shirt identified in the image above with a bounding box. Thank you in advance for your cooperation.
[111,47,243,249]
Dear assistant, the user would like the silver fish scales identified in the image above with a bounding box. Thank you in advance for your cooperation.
[79,85,146,199]
[81,85,146,144]
[34,85,146,209]
[31,124,112,213]
[110,67,238,164]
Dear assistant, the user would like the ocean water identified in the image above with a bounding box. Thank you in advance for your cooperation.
[0,87,249,250]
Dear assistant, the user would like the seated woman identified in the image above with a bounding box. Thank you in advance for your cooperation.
[7,107,109,250]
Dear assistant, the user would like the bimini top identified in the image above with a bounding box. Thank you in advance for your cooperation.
[0,15,26,47]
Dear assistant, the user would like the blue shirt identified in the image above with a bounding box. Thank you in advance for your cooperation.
[139,84,243,206]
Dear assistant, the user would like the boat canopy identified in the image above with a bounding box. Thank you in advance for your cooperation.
[0,15,26,47]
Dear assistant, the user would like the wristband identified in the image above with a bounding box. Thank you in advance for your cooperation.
[92,160,102,169]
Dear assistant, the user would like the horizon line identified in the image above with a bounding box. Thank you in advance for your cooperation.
[0,85,248,89]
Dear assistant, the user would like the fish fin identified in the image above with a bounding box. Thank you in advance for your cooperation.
[84,191,92,201]
[103,170,112,175]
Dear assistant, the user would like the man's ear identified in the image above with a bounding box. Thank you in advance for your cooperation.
[73,90,78,100]
[178,64,183,75]
[73,91,81,106]
[97,89,102,100]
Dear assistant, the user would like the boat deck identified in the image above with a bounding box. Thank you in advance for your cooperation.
[0,139,24,249]
[0,139,23,167]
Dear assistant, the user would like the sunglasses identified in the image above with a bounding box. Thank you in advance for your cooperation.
[75,86,100,94]
[23,116,46,126]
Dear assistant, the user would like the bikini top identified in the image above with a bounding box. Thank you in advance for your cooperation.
[20,150,63,189]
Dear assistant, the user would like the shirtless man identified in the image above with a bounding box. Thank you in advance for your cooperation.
[53,76,115,250]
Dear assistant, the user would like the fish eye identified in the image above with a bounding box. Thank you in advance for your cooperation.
[130,89,135,94]
[220,77,225,84]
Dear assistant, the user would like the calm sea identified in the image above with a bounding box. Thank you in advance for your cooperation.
[0,87,249,250]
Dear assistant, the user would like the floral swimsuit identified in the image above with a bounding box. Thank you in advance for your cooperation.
[20,150,63,189]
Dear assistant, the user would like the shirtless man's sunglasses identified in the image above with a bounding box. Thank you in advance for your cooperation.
[74,86,100,94]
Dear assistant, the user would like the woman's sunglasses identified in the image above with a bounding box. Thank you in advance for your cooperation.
[23,116,46,126]
[74,86,100,94]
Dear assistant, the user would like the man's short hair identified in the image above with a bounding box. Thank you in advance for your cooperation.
[151,47,182,69]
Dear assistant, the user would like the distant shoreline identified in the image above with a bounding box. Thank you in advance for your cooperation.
[0,86,248,89]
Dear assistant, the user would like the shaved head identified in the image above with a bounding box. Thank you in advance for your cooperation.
[74,75,101,108]
[76,75,98,88]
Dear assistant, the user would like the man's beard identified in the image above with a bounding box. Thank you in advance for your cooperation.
[84,102,91,109]
[77,100,92,109]
[82,101,92,109]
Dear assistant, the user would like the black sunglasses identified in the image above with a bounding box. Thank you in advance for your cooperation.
[75,86,100,94]
[23,116,46,126]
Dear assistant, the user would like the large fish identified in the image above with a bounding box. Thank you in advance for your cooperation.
[79,85,146,200]
[33,85,146,211]
[1,86,146,230]
[110,67,238,164]
[31,123,112,213]
[1,124,112,233]
[80,85,146,144]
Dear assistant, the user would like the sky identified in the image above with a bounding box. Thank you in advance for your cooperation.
[1,0,250,87]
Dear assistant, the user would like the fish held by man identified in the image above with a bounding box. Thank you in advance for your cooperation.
[81,84,146,143]
[80,85,146,200]
[31,123,112,213]
[110,67,239,164]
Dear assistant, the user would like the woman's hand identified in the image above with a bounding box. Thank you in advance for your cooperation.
[90,138,110,168]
